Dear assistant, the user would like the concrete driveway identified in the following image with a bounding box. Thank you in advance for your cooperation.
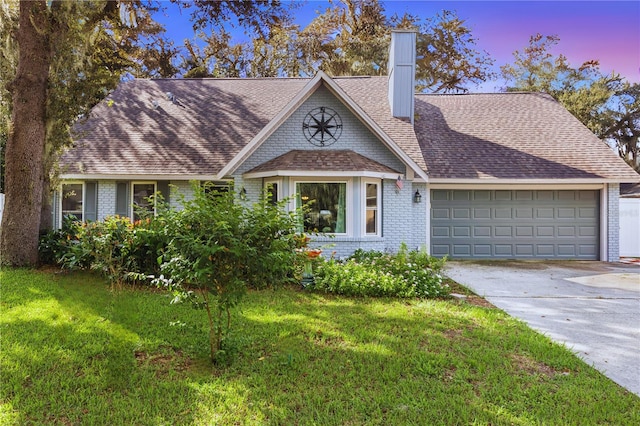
[445,261,640,397]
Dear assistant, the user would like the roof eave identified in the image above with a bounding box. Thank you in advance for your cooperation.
[59,173,223,181]
[243,169,401,180]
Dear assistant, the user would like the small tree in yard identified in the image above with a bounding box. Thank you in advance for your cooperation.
[155,183,299,364]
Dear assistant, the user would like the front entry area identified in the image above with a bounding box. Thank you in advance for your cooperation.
[430,189,600,259]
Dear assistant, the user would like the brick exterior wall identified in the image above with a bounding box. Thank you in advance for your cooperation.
[97,181,116,221]
[234,86,418,258]
[607,183,620,262]
[235,87,405,177]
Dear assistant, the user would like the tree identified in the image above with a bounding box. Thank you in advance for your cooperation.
[0,0,160,266]
[501,34,637,171]
[0,0,292,266]
[415,10,495,93]
[600,84,639,171]
[1,0,51,266]
[296,1,494,91]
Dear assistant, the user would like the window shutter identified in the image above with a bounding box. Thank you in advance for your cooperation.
[157,180,170,205]
[85,182,98,221]
[115,181,130,217]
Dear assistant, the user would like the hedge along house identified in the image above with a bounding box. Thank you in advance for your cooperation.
[58,30,639,261]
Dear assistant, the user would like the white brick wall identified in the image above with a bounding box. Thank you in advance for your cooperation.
[233,86,419,258]
[235,87,405,175]
[607,183,620,262]
[97,181,116,221]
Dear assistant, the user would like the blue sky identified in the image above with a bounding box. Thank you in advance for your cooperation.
[155,1,639,89]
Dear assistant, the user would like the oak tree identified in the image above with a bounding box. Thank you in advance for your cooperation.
[501,34,638,171]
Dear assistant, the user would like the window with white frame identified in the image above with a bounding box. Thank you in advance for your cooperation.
[61,182,83,223]
[132,182,156,221]
[364,180,381,236]
[296,181,348,234]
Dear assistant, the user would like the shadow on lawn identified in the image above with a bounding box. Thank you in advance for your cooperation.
[3,271,638,424]
[1,269,201,424]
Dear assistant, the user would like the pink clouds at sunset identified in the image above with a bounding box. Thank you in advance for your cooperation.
[380,1,639,86]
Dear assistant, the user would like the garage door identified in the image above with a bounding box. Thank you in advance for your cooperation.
[430,190,599,259]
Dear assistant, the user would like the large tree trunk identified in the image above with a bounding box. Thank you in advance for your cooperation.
[0,1,51,266]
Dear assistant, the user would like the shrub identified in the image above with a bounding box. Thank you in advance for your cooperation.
[313,245,449,298]
[154,183,300,363]
[39,215,85,266]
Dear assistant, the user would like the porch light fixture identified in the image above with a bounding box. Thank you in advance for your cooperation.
[240,187,247,200]
[413,189,422,203]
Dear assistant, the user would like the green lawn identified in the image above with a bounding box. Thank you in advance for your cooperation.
[2,269,639,425]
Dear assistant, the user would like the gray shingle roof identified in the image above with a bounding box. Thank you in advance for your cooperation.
[61,76,639,183]
[246,150,400,175]
[63,78,310,176]
[414,92,639,181]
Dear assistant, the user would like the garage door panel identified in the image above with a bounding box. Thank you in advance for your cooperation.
[474,208,491,219]
[453,227,470,237]
[474,245,492,256]
[536,226,554,237]
[536,245,555,256]
[557,208,576,219]
[579,207,597,218]
[494,208,511,219]
[495,191,512,201]
[536,208,554,219]
[495,245,513,256]
[495,226,512,237]
[432,227,449,237]
[432,208,449,219]
[453,245,471,256]
[453,208,471,219]
[516,226,534,237]
[516,245,534,256]
[431,190,599,259]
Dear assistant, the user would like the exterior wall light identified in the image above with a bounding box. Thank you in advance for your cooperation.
[413,189,422,203]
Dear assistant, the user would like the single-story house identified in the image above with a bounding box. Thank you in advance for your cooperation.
[58,31,640,261]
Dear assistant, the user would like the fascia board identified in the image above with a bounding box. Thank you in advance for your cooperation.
[243,170,401,180]
[427,178,636,185]
[427,179,612,189]
[60,174,220,181]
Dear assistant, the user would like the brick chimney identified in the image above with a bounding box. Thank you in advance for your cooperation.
[388,30,417,124]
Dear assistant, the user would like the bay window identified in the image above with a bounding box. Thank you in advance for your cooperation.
[364,180,380,236]
[296,181,347,234]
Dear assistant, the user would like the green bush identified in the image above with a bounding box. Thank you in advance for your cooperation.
[313,245,449,298]
[39,215,86,266]
[154,183,300,363]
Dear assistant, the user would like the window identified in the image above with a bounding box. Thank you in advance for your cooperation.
[201,180,232,197]
[296,182,347,234]
[364,181,380,236]
[132,182,156,221]
[61,183,83,222]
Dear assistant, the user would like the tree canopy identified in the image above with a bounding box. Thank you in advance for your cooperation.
[0,0,293,266]
[501,34,639,172]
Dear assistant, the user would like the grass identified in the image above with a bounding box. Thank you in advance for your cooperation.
[1,268,639,425]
